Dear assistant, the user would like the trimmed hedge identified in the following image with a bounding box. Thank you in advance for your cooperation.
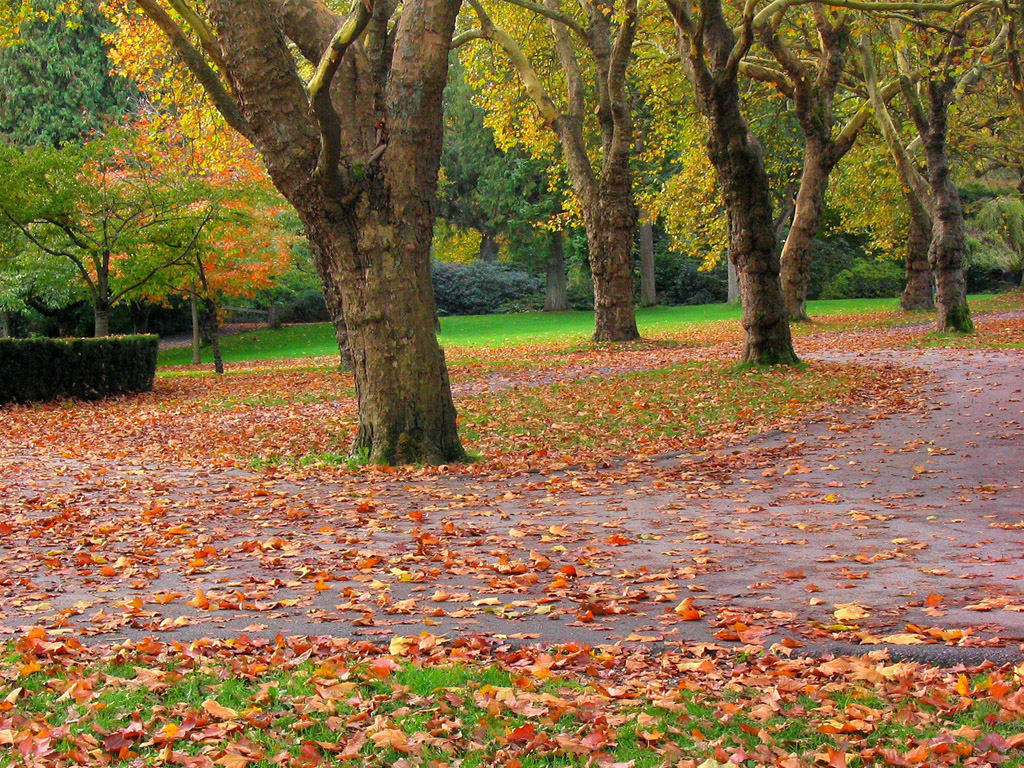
[0,335,158,404]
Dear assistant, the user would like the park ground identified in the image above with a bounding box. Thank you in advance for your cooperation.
[2,294,1024,767]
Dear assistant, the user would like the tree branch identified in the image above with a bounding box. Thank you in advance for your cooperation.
[307,0,373,182]
[131,0,255,143]
[499,0,587,40]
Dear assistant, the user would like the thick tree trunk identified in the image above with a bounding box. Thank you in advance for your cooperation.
[706,93,798,364]
[190,287,202,364]
[923,85,972,333]
[639,215,657,307]
[544,232,569,311]
[305,207,462,464]
[900,194,934,311]
[585,181,639,341]
[781,146,833,322]
[672,4,798,365]
[205,0,464,464]
[478,234,499,263]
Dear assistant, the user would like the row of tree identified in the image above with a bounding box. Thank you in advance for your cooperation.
[2,0,1022,465]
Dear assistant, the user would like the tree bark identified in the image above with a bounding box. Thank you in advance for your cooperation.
[190,286,202,364]
[923,82,972,332]
[478,233,499,262]
[544,231,569,311]
[200,296,224,374]
[201,0,464,464]
[639,214,656,307]
[670,0,798,365]
[781,146,832,322]
[464,0,639,341]
[586,183,639,341]
[727,258,739,304]
[93,304,110,337]
[900,192,934,310]
[0,310,10,338]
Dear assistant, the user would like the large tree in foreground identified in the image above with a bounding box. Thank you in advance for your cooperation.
[125,0,465,464]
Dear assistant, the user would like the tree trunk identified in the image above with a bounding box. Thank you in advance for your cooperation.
[781,146,833,322]
[544,231,569,311]
[639,214,657,307]
[900,193,935,311]
[0,311,10,338]
[727,258,740,304]
[671,4,798,365]
[190,287,202,364]
[305,206,462,464]
[203,0,464,464]
[923,83,972,333]
[585,181,639,341]
[200,296,224,375]
[706,91,798,364]
[478,234,499,263]
[93,304,110,337]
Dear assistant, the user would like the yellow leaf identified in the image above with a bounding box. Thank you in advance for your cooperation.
[389,636,413,657]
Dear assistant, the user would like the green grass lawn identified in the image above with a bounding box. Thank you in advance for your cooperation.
[159,296,916,366]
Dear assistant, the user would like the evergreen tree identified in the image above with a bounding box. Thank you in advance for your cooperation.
[0,0,133,147]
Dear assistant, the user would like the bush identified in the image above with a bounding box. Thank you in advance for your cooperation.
[0,335,158,404]
[665,257,728,305]
[807,236,861,300]
[431,260,543,316]
[276,290,331,324]
[821,258,904,299]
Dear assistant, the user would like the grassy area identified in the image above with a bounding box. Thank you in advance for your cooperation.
[3,637,1022,768]
[159,297,913,367]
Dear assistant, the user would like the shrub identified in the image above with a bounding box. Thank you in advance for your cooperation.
[665,257,728,305]
[807,236,861,300]
[821,258,905,299]
[277,290,331,324]
[0,335,158,404]
[431,260,543,316]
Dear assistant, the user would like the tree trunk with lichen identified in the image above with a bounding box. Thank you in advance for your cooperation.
[703,91,796,364]
[781,145,833,323]
[583,174,639,341]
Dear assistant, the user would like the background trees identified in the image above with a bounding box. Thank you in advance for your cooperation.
[0,135,221,336]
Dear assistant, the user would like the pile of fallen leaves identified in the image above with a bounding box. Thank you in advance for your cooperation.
[2,632,1023,768]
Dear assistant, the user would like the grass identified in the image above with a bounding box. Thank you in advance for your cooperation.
[158,297,920,367]
[2,647,1022,768]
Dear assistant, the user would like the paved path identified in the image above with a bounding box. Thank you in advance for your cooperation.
[1,346,1022,654]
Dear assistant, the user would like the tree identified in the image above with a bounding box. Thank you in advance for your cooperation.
[0,0,133,147]
[438,59,562,270]
[666,0,798,365]
[457,0,642,341]
[114,0,465,464]
[0,135,219,336]
[745,7,882,322]
[860,9,1005,333]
